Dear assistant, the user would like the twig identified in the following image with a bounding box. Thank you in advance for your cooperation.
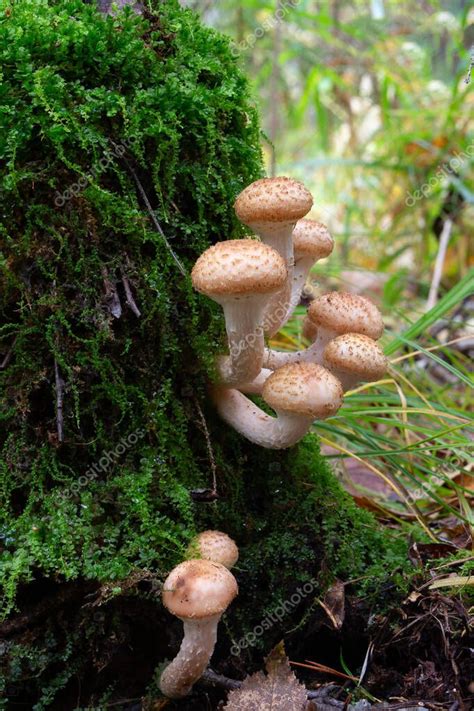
[102,267,122,319]
[112,142,187,276]
[0,337,16,369]
[200,668,241,691]
[54,358,65,443]
[426,218,453,311]
[121,271,141,317]
[193,395,217,495]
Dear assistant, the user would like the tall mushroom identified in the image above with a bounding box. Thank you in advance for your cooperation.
[191,239,287,386]
[323,333,388,391]
[284,219,334,324]
[188,530,239,569]
[159,559,238,699]
[212,362,343,449]
[234,177,313,337]
[263,292,384,370]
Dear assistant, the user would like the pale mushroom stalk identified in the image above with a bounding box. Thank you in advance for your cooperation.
[160,559,238,699]
[237,367,272,395]
[262,341,322,370]
[191,239,287,386]
[215,296,269,385]
[211,363,343,449]
[281,220,334,330]
[159,615,220,699]
[234,177,313,338]
[212,387,314,449]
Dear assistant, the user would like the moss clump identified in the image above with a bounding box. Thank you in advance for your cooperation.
[0,1,411,706]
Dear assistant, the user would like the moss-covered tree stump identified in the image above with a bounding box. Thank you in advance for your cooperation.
[0,2,408,707]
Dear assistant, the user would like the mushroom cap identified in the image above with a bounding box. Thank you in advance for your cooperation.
[323,333,388,380]
[191,239,287,297]
[307,292,384,339]
[293,219,334,260]
[162,559,238,620]
[190,530,239,569]
[262,362,343,419]
[234,177,313,225]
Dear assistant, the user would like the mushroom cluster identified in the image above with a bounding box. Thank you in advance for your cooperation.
[191,177,387,449]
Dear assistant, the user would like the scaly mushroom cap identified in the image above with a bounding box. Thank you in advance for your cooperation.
[163,559,238,620]
[307,292,384,339]
[262,362,343,419]
[293,219,334,260]
[234,177,313,225]
[191,239,287,297]
[323,333,388,381]
[190,530,239,569]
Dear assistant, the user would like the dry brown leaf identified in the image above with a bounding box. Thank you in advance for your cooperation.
[224,641,307,710]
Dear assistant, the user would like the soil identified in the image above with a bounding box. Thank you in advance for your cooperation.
[1,576,472,710]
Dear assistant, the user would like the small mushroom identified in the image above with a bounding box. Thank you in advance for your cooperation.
[212,362,343,449]
[159,559,238,699]
[285,219,334,324]
[188,530,239,569]
[191,239,287,386]
[234,177,313,337]
[263,292,384,370]
[323,333,388,391]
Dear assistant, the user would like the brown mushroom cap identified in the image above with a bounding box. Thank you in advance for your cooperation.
[191,239,287,297]
[191,530,239,569]
[262,362,343,419]
[162,559,238,620]
[323,333,388,380]
[234,177,313,225]
[293,219,334,260]
[307,292,384,339]
[302,316,318,342]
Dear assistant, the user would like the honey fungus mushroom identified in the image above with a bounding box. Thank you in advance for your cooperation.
[212,362,343,449]
[191,239,287,386]
[188,530,239,569]
[234,177,313,337]
[159,559,238,699]
[263,292,384,370]
[323,333,388,391]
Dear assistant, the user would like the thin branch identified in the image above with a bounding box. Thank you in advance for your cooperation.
[102,267,122,319]
[193,395,217,495]
[121,271,141,317]
[112,142,187,276]
[0,337,16,369]
[54,358,65,443]
[426,218,453,312]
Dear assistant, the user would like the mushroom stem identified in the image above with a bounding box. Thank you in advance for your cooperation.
[259,224,295,337]
[216,297,268,384]
[262,339,324,370]
[211,387,314,449]
[159,616,219,699]
[237,368,272,395]
[284,256,317,323]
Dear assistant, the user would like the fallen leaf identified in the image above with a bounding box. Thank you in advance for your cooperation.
[224,641,307,710]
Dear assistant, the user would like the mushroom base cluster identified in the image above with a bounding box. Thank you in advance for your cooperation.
[191,177,388,449]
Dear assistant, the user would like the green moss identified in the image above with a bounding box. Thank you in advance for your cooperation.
[0,0,413,706]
